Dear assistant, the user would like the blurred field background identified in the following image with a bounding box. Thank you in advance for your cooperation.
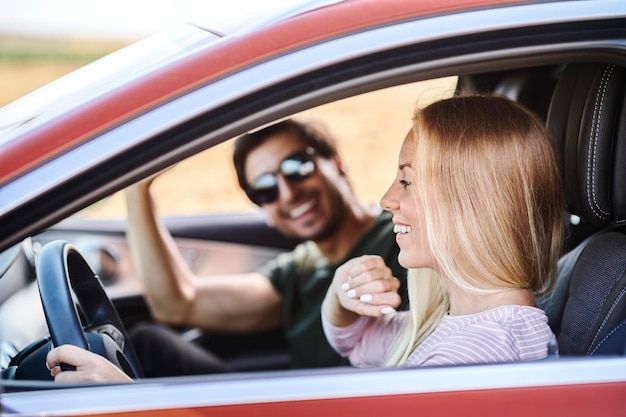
[0,36,457,218]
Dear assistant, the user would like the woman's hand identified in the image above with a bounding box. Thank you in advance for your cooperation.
[323,255,401,327]
[46,345,133,383]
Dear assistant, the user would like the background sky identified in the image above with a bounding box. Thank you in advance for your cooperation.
[0,0,314,114]
[0,0,310,41]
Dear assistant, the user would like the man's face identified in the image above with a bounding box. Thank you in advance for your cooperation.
[244,131,348,242]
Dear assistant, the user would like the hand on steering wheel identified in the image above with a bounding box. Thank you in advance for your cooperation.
[36,240,142,379]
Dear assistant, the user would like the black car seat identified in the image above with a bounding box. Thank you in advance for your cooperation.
[539,62,626,356]
[456,65,562,121]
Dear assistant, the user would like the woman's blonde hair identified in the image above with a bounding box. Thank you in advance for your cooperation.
[385,95,565,366]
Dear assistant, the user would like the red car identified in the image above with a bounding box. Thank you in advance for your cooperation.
[1,0,625,415]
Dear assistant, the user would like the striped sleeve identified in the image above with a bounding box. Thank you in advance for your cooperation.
[322,311,408,367]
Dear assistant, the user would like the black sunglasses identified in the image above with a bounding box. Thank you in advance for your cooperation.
[246,148,316,205]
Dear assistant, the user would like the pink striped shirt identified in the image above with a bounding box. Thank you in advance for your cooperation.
[322,305,556,367]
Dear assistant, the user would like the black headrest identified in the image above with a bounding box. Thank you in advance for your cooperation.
[547,63,626,228]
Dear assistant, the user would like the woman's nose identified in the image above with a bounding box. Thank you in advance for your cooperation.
[380,183,398,211]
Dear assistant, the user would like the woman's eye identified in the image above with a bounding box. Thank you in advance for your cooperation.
[400,179,411,188]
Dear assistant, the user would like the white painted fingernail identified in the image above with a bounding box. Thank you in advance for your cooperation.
[341,283,350,291]
[360,294,373,302]
[347,289,357,299]
[381,307,396,315]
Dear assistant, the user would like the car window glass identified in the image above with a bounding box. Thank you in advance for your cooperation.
[78,76,457,219]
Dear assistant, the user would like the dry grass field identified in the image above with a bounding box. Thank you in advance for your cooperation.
[0,40,457,219]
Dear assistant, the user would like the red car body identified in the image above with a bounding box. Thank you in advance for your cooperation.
[1,0,625,415]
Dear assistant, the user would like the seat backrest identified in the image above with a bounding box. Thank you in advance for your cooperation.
[456,65,561,121]
[541,62,626,356]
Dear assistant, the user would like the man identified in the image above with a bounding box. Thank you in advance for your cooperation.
[125,119,407,377]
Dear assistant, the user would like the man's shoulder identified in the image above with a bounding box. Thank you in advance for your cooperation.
[259,241,325,290]
[357,210,396,250]
[267,241,323,269]
[361,210,393,240]
[376,209,393,225]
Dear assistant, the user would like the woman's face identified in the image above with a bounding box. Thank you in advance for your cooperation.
[380,130,434,270]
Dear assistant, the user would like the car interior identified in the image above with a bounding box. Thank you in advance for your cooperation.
[463,62,626,357]
[542,62,626,356]
[1,59,625,385]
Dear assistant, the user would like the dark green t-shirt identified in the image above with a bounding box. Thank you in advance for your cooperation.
[258,210,408,369]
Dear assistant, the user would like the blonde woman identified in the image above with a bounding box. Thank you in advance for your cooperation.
[322,95,564,367]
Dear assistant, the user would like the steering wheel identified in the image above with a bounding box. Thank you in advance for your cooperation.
[34,240,142,378]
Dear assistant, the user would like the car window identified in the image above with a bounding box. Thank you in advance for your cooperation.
[78,76,458,219]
